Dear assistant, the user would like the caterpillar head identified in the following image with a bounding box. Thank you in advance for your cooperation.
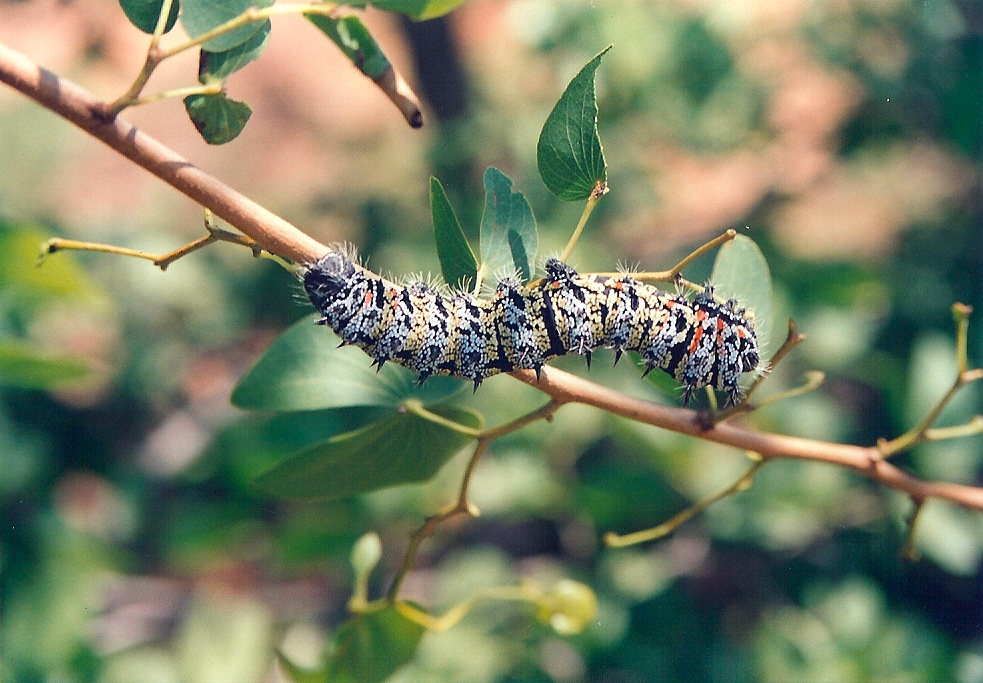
[303,251,358,321]
[304,251,355,291]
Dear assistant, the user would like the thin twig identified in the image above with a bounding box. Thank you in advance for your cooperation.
[386,400,563,601]
[605,458,766,547]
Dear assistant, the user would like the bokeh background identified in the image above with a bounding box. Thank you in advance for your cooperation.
[0,0,981,680]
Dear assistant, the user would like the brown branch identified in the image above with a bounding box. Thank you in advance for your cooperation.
[0,41,327,266]
[2,40,982,515]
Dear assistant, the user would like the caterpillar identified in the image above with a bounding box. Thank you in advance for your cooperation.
[302,251,761,405]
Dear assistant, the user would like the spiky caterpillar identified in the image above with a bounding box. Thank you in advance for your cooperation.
[302,251,761,404]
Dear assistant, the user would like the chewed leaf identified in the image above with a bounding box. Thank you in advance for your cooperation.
[118,0,179,34]
[231,315,465,411]
[198,20,270,83]
[251,407,482,499]
[479,167,538,283]
[711,234,773,354]
[537,47,610,201]
[183,93,252,145]
[432,177,478,291]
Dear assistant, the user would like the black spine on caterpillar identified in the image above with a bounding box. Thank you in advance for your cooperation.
[303,251,761,404]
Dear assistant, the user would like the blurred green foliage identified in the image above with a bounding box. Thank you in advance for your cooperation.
[1,0,982,682]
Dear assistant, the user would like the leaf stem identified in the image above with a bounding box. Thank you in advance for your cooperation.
[559,181,608,263]
[402,399,483,438]
[128,83,223,108]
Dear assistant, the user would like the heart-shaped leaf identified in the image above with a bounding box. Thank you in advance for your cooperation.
[537,47,610,201]
[184,93,252,145]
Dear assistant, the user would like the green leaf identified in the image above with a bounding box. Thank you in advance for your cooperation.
[118,0,180,34]
[251,406,482,499]
[537,47,610,201]
[288,606,423,683]
[183,93,252,145]
[711,234,774,354]
[431,177,478,292]
[478,167,538,283]
[323,607,425,683]
[198,20,270,83]
[0,341,90,389]
[344,0,468,20]
[180,0,272,52]
[305,14,391,81]
[232,315,465,411]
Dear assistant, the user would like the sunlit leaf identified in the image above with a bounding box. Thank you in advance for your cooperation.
[181,0,272,52]
[537,47,610,201]
[118,0,179,34]
[183,93,252,145]
[478,167,538,283]
[251,406,482,499]
[0,341,90,389]
[198,20,270,83]
[711,234,773,354]
[305,14,391,81]
[431,177,477,292]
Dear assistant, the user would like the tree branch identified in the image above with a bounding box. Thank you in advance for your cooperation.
[2,40,981,515]
[0,41,327,266]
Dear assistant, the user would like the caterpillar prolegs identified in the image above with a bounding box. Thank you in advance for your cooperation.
[302,251,761,405]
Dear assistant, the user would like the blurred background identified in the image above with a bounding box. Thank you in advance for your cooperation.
[0,0,981,680]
